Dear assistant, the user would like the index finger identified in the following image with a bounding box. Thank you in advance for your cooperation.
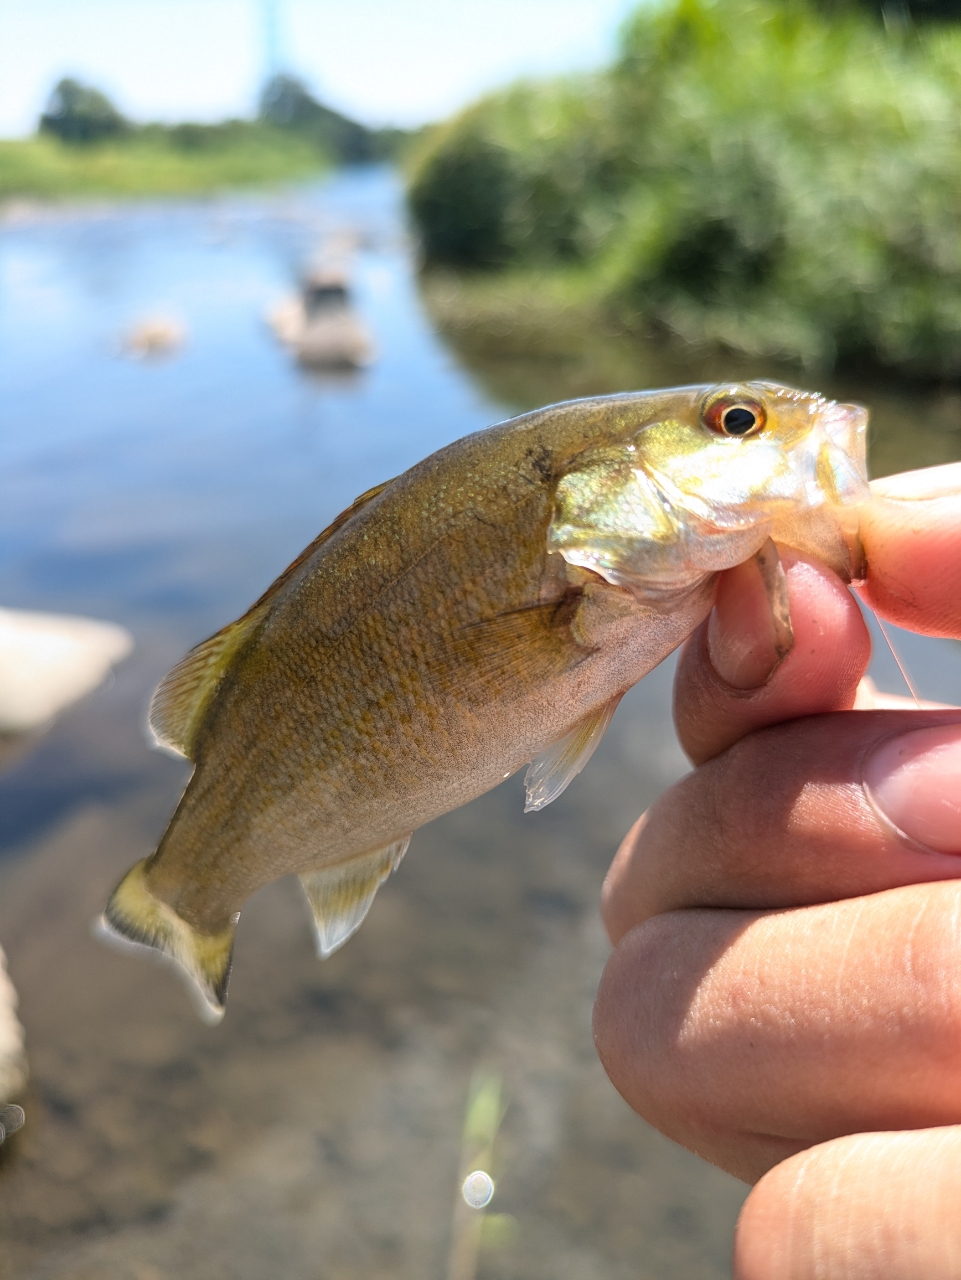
[674,463,961,765]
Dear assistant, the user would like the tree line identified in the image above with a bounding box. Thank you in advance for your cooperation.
[38,74,403,164]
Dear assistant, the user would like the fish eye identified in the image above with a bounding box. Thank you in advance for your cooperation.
[703,397,766,438]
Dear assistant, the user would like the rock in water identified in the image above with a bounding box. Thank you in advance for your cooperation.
[266,266,375,369]
[122,315,186,359]
[0,944,27,1106]
[0,606,133,734]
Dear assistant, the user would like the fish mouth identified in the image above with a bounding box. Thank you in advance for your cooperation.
[764,398,870,583]
[815,400,870,507]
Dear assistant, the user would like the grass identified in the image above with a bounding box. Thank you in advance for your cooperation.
[0,125,328,202]
[408,0,961,381]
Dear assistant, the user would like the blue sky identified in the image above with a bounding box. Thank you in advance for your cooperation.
[0,0,640,137]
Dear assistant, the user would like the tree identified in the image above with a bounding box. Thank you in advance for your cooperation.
[39,78,129,144]
[818,0,961,18]
[879,0,961,17]
[259,74,381,163]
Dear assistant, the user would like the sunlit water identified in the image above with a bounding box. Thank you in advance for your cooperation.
[1,166,959,1280]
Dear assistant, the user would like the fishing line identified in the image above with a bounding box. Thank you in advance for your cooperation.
[871,608,922,709]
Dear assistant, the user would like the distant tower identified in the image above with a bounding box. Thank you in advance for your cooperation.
[262,0,282,81]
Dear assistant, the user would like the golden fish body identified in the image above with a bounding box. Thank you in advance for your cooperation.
[103,382,868,1018]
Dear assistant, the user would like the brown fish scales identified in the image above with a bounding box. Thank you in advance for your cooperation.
[102,384,868,1019]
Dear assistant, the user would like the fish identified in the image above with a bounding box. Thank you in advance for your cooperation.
[101,381,869,1020]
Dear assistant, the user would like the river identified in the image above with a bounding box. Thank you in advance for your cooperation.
[1,165,959,1280]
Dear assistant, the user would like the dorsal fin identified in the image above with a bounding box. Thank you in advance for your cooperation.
[148,608,268,759]
[149,477,395,760]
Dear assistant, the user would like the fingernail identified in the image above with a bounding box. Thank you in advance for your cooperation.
[707,556,784,690]
[863,723,961,854]
[871,462,961,502]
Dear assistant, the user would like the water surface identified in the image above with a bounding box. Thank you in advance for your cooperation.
[1,167,958,1280]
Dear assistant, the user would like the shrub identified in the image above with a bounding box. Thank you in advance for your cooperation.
[408,81,626,267]
[408,0,961,378]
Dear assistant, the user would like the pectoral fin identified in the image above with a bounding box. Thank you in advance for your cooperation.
[100,858,236,1023]
[300,837,411,959]
[524,696,621,813]
[452,595,592,700]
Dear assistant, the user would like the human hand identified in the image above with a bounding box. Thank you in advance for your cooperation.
[592,463,961,1278]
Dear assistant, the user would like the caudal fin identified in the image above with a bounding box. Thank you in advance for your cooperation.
[100,859,236,1023]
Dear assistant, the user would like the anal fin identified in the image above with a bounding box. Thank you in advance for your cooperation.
[300,837,411,959]
[100,858,237,1023]
[524,696,621,813]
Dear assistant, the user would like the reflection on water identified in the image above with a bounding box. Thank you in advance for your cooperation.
[1,166,959,1279]
[422,279,961,482]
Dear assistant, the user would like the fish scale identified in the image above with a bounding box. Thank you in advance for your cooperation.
[100,382,869,1021]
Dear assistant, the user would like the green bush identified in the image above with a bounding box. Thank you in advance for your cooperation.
[408,80,627,267]
[408,0,961,378]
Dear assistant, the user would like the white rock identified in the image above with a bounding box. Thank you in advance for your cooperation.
[295,309,375,369]
[0,944,27,1105]
[267,295,375,368]
[0,607,133,734]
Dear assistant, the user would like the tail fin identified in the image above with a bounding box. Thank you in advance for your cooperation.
[100,859,236,1024]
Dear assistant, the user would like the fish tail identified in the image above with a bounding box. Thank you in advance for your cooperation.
[99,859,236,1024]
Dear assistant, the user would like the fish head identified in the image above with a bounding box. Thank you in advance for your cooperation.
[549,381,869,602]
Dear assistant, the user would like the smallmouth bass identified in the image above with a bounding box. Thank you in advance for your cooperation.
[102,382,868,1019]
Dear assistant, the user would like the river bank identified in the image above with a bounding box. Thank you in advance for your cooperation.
[4,166,961,1278]
[0,128,327,202]
[409,0,961,382]
[420,268,961,482]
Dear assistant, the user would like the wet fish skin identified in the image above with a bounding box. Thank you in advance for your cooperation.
[102,382,868,1018]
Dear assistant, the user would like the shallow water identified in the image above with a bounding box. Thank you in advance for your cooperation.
[1,166,959,1280]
